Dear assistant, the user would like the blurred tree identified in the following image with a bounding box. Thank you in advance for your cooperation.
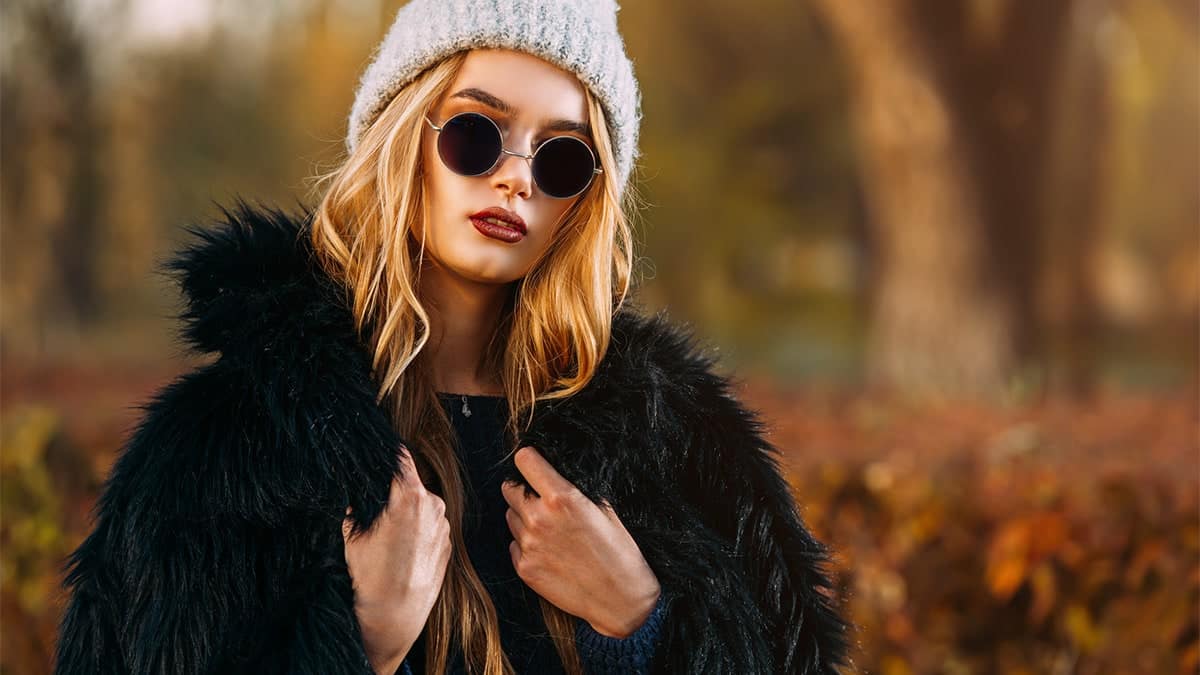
[2,0,105,351]
[1042,0,1114,397]
[808,0,1080,398]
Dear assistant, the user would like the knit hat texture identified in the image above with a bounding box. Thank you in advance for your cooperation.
[346,0,641,195]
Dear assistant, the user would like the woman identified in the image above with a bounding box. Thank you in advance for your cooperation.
[53,1,853,674]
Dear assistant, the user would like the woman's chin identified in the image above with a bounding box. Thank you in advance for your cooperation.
[449,249,534,284]
[450,262,526,286]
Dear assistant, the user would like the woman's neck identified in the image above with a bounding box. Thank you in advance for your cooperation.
[420,262,511,396]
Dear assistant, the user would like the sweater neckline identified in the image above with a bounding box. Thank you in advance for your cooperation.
[436,391,507,400]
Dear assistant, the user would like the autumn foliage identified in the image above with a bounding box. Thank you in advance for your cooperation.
[764,385,1199,674]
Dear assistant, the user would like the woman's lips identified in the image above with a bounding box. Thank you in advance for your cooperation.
[470,216,525,243]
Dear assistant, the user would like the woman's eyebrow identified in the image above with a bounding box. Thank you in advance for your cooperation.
[448,87,591,135]
[543,118,591,135]
[450,88,515,115]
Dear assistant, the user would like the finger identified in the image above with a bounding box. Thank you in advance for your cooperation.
[509,539,523,567]
[396,443,424,488]
[504,506,526,541]
[512,446,573,499]
[500,479,533,515]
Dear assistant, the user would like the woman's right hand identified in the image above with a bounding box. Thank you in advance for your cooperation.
[343,445,452,675]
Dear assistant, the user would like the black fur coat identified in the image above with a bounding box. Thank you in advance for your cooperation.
[53,201,853,674]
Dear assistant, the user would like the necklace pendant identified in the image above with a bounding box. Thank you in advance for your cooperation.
[461,394,472,417]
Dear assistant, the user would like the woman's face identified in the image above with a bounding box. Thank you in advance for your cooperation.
[416,48,592,285]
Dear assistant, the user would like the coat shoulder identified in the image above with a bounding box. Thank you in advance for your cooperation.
[162,196,344,357]
[581,303,762,485]
[606,303,753,444]
[609,304,724,379]
[107,197,403,524]
[606,303,735,407]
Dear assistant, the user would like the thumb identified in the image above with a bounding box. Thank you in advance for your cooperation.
[397,443,425,488]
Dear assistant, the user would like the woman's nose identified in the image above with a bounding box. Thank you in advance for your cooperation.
[489,144,534,200]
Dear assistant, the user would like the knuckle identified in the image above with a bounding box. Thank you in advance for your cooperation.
[516,558,537,581]
[523,511,541,532]
[522,534,539,552]
[545,489,573,511]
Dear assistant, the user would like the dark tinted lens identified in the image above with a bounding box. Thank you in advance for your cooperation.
[438,113,502,176]
[532,136,597,198]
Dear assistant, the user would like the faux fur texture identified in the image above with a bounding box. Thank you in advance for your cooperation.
[53,198,854,674]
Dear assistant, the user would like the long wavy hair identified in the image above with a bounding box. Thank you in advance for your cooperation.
[305,50,641,675]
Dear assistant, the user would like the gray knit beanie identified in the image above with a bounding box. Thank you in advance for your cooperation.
[346,0,641,195]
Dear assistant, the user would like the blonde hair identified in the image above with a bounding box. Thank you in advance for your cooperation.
[306,50,641,675]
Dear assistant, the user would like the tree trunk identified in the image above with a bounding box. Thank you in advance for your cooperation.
[809,0,1018,397]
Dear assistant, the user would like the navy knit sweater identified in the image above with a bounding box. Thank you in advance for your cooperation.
[398,393,666,675]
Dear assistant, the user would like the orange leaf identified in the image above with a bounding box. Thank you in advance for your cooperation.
[987,518,1032,600]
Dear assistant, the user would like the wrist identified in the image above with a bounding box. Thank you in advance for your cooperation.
[366,651,406,675]
[589,585,662,638]
[358,610,415,672]
[364,641,404,669]
[364,634,414,675]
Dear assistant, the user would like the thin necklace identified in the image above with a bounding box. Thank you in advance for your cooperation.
[460,393,472,418]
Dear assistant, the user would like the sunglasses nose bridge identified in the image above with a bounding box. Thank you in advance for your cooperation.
[499,147,535,163]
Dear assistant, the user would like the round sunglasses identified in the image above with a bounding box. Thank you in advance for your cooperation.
[423,111,603,199]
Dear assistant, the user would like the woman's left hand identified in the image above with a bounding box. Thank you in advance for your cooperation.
[501,446,662,638]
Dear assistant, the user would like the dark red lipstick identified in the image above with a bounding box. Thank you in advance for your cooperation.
[469,207,527,243]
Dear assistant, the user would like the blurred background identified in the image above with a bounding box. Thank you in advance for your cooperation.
[2,0,1197,673]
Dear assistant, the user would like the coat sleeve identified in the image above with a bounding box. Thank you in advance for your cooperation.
[52,357,399,675]
[667,370,856,675]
